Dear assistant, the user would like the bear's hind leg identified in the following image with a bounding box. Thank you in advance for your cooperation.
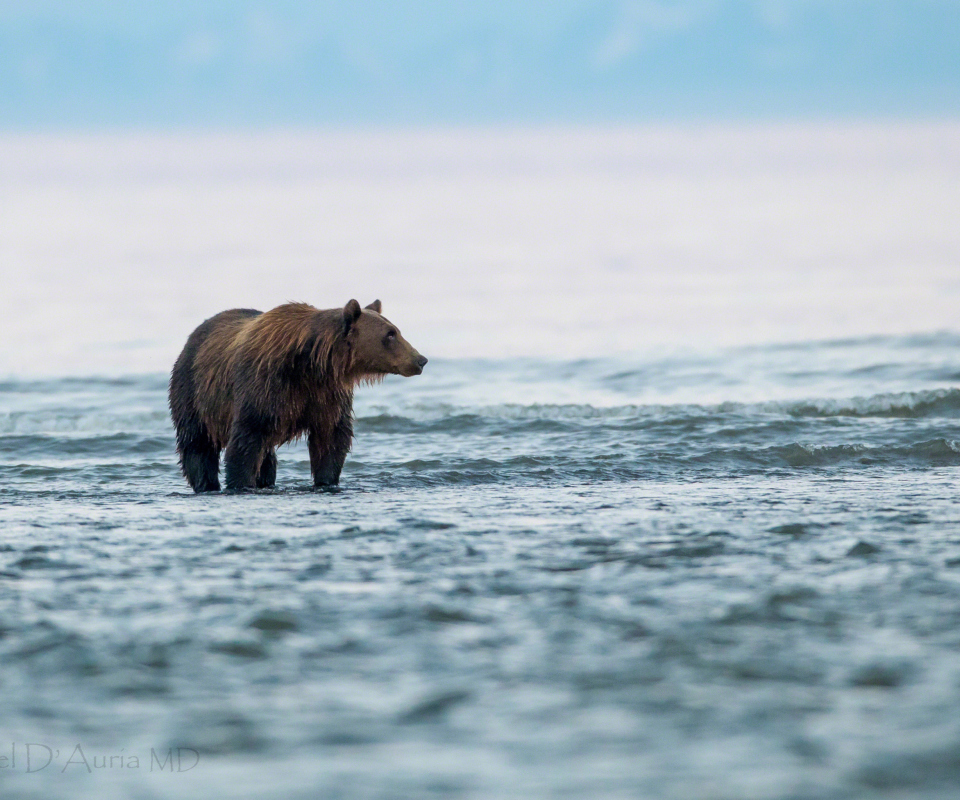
[178,433,221,493]
[170,342,220,492]
[256,450,277,489]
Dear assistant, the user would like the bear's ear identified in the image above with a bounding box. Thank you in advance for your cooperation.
[365,300,382,314]
[343,299,362,333]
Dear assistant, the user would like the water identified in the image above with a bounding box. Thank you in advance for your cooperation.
[2,332,960,799]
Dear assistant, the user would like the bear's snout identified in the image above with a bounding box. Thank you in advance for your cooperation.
[403,354,428,376]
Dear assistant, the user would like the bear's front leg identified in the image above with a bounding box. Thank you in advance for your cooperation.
[256,450,277,489]
[224,407,271,491]
[309,414,353,487]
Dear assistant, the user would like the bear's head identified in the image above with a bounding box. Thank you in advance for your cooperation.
[343,299,428,379]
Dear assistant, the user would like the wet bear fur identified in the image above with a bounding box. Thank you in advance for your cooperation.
[168,299,426,492]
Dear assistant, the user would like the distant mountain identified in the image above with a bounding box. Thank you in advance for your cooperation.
[1,1,958,126]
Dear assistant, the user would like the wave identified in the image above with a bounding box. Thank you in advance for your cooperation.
[768,388,960,419]
[0,411,170,436]
[343,438,960,486]
[355,389,960,433]
[0,432,172,458]
[689,438,960,469]
[0,375,168,393]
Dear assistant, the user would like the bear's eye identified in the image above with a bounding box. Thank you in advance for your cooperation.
[384,330,397,344]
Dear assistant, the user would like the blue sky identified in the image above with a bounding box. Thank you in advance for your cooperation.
[1,0,958,127]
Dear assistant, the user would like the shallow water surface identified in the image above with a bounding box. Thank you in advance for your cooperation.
[2,335,960,799]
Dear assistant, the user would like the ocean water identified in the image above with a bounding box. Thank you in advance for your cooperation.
[2,336,960,799]
[2,126,960,799]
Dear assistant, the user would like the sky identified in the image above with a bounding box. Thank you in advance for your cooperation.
[1,0,959,127]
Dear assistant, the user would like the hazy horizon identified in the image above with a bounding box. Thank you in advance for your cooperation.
[3,122,958,377]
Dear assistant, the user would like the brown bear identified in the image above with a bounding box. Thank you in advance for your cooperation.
[168,299,427,492]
